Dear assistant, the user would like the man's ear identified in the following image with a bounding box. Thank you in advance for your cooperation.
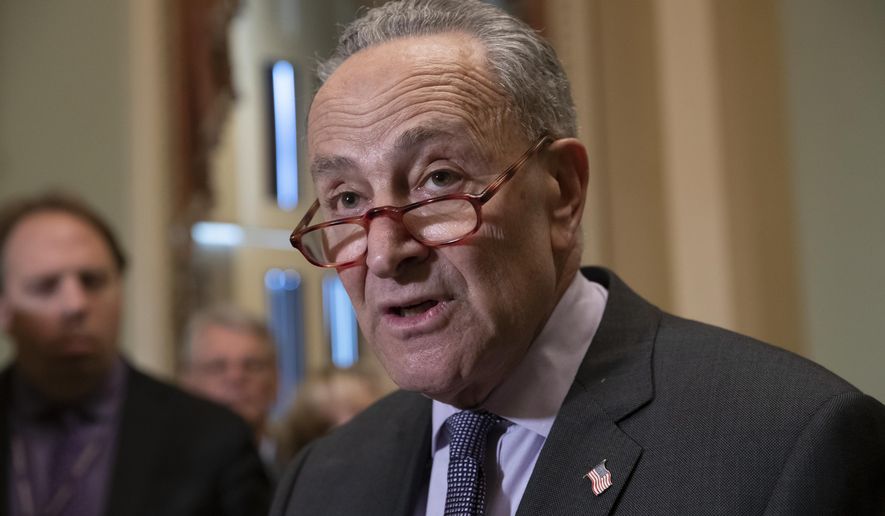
[545,138,589,251]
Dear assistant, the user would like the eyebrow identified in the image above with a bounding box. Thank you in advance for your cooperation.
[393,126,456,151]
[310,155,358,177]
[310,126,458,178]
[395,125,487,163]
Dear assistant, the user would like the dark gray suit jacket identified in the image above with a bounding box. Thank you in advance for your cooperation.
[271,267,885,515]
[0,363,271,516]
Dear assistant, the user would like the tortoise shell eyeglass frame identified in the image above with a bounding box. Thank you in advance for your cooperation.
[289,134,554,268]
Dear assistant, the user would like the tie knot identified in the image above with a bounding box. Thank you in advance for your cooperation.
[446,410,501,461]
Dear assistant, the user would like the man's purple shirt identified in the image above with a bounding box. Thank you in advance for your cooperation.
[8,358,126,516]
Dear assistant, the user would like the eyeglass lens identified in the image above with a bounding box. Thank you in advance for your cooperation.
[300,197,478,265]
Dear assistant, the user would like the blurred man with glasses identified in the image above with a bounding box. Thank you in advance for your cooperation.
[180,305,280,477]
[272,1,885,515]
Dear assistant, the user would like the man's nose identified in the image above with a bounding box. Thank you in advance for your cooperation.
[58,275,89,320]
[364,215,429,278]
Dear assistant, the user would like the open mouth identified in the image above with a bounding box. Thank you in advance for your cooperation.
[391,300,439,317]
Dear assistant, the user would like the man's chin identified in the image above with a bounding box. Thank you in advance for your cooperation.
[55,336,105,357]
[48,350,109,371]
[395,373,483,408]
[21,362,110,403]
[46,349,116,384]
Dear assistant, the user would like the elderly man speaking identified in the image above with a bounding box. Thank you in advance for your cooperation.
[272,1,885,515]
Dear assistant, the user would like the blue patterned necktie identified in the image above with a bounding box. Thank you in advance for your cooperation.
[444,410,502,516]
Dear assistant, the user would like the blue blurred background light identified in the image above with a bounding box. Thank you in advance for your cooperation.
[192,222,293,250]
[265,268,305,415]
[191,222,245,246]
[323,274,358,368]
[271,60,298,211]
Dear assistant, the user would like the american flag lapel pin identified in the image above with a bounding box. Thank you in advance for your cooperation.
[584,459,613,496]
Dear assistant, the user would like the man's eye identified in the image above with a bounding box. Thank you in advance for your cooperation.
[338,191,360,209]
[424,169,461,191]
[197,360,228,376]
[80,270,110,291]
[29,277,59,297]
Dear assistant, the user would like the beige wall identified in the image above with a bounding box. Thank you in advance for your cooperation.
[780,0,885,401]
[0,1,129,214]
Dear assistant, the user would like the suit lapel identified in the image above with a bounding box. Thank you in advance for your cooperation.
[383,393,432,516]
[271,390,431,516]
[0,369,11,515]
[300,391,431,516]
[517,267,659,515]
[349,391,431,516]
[516,389,643,516]
[104,367,165,516]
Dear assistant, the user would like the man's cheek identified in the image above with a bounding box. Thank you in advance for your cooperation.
[338,270,366,305]
[6,308,56,343]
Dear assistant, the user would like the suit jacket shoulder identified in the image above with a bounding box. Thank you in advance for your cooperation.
[106,364,271,516]
[271,389,432,516]
[0,368,12,515]
[518,267,885,515]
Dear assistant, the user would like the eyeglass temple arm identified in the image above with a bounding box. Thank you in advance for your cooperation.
[291,200,322,245]
[478,135,553,202]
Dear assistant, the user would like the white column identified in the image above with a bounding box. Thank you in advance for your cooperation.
[654,0,736,328]
[545,0,612,266]
[126,0,174,376]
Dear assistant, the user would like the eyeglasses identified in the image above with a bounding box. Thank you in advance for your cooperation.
[290,135,553,268]
[191,357,274,377]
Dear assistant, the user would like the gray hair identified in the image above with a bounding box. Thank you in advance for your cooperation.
[317,0,577,139]
[179,305,276,369]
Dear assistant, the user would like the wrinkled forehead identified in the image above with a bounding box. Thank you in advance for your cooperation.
[307,32,518,164]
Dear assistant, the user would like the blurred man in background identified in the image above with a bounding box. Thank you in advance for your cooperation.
[0,193,270,516]
[180,305,279,476]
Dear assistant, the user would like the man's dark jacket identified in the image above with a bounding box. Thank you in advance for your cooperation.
[271,267,885,515]
[0,363,270,516]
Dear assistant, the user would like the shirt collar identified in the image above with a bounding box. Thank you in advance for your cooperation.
[431,273,608,450]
